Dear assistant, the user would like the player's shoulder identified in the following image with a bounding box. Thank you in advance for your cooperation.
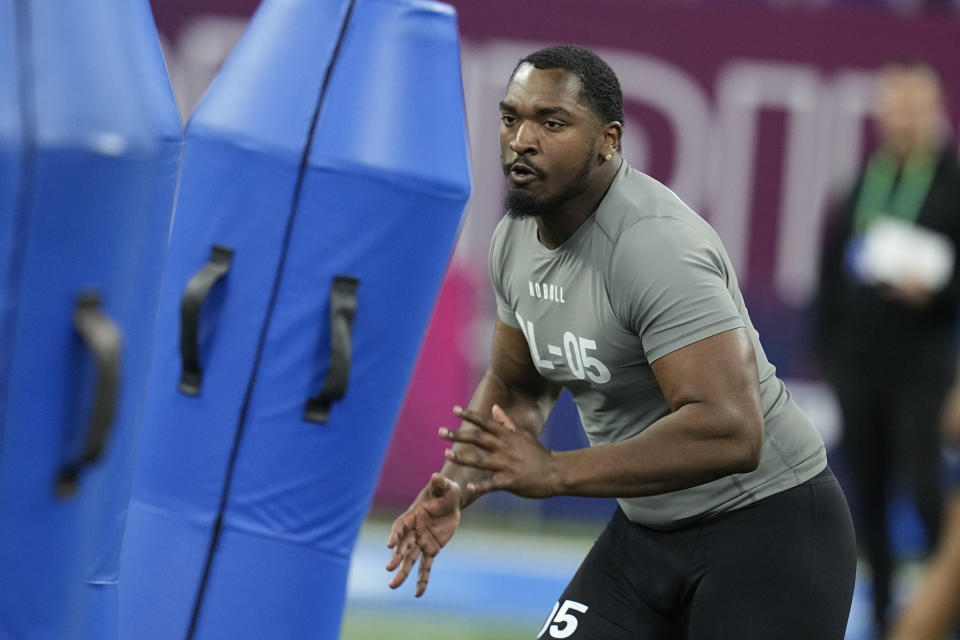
[594,163,705,243]
[596,163,717,258]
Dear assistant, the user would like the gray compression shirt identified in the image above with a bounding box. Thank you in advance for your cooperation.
[489,162,826,529]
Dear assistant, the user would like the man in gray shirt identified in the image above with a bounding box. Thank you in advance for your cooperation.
[387,45,856,639]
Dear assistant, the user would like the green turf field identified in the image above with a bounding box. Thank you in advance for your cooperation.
[340,610,531,639]
[341,512,597,640]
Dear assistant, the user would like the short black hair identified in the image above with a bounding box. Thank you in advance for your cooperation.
[512,45,624,126]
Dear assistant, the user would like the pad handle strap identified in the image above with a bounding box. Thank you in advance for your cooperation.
[179,245,233,396]
[304,275,359,424]
[56,293,122,498]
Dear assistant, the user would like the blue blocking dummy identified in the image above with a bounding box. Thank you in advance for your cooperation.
[0,0,19,354]
[0,2,182,639]
[120,1,355,636]
[120,0,471,638]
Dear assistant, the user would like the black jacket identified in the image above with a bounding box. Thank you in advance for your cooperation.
[813,147,960,376]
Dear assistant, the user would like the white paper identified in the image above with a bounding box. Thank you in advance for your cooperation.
[853,217,955,292]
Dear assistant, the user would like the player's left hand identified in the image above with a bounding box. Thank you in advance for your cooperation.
[440,404,560,500]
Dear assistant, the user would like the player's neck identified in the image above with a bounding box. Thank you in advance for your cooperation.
[536,155,621,250]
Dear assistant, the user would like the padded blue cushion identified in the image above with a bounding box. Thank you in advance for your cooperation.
[121,0,470,638]
[0,1,181,638]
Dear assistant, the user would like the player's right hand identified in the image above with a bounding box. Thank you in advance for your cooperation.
[386,472,462,597]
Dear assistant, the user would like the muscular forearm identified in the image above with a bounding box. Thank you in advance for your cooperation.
[440,369,552,507]
[551,401,763,498]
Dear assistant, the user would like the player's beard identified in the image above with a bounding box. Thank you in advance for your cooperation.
[504,151,594,220]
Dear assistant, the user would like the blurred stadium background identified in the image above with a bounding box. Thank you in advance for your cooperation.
[148,1,960,638]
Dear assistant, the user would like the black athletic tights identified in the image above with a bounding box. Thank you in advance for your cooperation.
[537,468,856,640]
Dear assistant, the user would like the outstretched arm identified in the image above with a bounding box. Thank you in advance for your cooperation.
[385,319,560,595]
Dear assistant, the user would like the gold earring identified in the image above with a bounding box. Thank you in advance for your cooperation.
[604,152,612,161]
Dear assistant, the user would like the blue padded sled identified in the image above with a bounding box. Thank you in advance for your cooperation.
[0,2,182,639]
[120,0,471,638]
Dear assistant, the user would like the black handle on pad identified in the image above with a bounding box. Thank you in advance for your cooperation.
[179,245,233,396]
[56,293,122,498]
[303,275,359,424]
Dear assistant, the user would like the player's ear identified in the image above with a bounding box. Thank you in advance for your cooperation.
[601,121,622,156]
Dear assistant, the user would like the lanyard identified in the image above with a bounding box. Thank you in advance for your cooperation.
[853,150,938,234]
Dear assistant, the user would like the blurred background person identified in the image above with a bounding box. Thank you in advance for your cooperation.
[888,381,960,640]
[812,59,960,637]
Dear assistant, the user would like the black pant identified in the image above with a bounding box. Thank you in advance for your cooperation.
[539,468,856,640]
[833,363,953,630]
